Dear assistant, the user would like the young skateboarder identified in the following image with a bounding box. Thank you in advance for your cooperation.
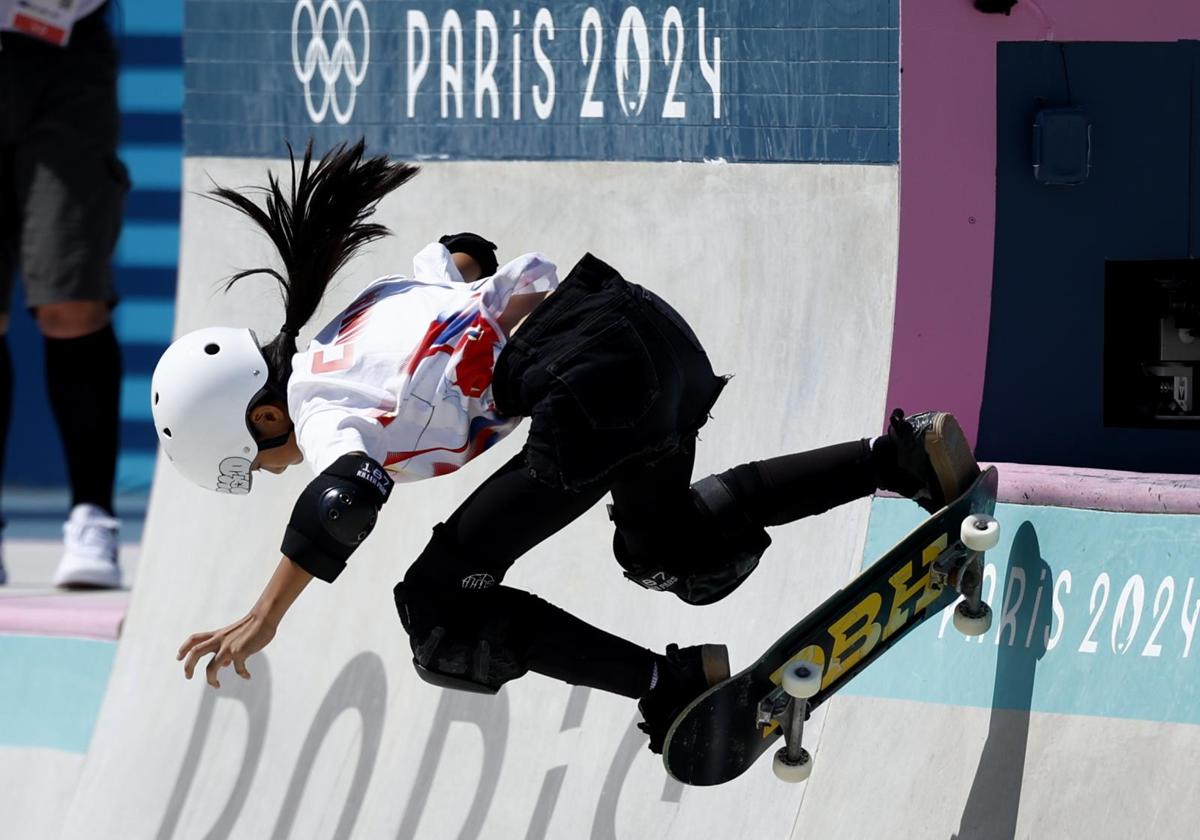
[162,141,980,753]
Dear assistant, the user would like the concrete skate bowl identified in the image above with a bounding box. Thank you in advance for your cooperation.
[47,1,1200,838]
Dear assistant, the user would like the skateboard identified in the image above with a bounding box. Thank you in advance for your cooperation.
[662,466,1001,786]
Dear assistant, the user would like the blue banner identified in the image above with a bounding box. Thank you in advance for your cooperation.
[184,0,898,163]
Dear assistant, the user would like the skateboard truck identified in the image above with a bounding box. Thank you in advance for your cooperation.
[758,660,822,783]
[930,512,1000,636]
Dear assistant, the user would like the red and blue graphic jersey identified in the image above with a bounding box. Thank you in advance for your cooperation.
[288,243,558,480]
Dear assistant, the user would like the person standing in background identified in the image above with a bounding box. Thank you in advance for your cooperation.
[0,0,126,588]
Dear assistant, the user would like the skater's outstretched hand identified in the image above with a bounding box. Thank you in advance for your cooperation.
[178,611,277,688]
[177,555,313,688]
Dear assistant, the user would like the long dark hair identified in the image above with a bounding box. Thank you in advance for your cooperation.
[209,138,419,399]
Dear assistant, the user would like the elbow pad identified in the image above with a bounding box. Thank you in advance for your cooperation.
[282,454,393,583]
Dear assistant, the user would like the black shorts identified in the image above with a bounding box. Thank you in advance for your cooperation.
[493,253,727,490]
[0,7,128,315]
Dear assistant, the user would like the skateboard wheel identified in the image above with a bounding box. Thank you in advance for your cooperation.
[772,747,813,783]
[961,514,1000,552]
[781,659,823,699]
[953,600,993,636]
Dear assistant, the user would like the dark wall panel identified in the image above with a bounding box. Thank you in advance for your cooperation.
[977,41,1200,473]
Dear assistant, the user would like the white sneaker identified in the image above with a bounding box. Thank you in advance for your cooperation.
[54,504,122,589]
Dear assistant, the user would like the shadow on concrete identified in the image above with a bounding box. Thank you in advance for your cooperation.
[156,653,389,840]
[954,521,1053,840]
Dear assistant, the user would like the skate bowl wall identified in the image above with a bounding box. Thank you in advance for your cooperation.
[63,1,907,837]
[55,2,1200,838]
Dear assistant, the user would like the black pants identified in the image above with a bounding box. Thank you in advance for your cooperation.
[399,256,882,698]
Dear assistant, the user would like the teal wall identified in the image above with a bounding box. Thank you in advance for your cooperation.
[849,497,1200,724]
[0,636,116,753]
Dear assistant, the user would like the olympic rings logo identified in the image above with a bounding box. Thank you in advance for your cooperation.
[291,0,370,125]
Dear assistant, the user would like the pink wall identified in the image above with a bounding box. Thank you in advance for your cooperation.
[889,0,1200,444]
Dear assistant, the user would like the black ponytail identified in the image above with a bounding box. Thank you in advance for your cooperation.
[209,138,419,398]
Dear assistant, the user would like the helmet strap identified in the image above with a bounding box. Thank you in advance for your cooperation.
[256,424,294,452]
[247,383,292,452]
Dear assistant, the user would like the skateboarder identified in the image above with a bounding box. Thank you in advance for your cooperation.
[165,141,981,755]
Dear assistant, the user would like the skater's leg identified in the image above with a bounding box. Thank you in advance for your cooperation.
[522,597,660,698]
[605,437,885,605]
[703,409,981,526]
[399,453,660,698]
[603,436,879,542]
[607,439,698,530]
[710,438,880,528]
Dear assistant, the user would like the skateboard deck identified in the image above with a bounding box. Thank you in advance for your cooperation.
[662,466,1000,786]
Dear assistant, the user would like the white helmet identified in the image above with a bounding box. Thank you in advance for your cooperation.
[150,327,272,495]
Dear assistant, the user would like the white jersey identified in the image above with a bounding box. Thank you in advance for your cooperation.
[288,243,558,480]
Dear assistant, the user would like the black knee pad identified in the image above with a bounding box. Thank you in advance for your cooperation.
[608,476,770,606]
[394,580,533,692]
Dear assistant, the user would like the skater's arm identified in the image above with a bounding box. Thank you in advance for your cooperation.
[256,554,314,625]
[177,555,312,688]
[177,453,392,688]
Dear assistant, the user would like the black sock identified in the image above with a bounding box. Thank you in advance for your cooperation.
[44,323,122,514]
[0,337,10,531]
[715,439,881,528]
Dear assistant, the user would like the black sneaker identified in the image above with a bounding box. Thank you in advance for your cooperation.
[876,409,981,514]
[637,643,730,754]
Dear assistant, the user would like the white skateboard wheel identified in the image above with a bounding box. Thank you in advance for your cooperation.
[781,659,823,699]
[773,747,813,783]
[961,514,1000,552]
[953,600,993,637]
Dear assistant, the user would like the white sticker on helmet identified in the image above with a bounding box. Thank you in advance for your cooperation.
[216,456,253,495]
